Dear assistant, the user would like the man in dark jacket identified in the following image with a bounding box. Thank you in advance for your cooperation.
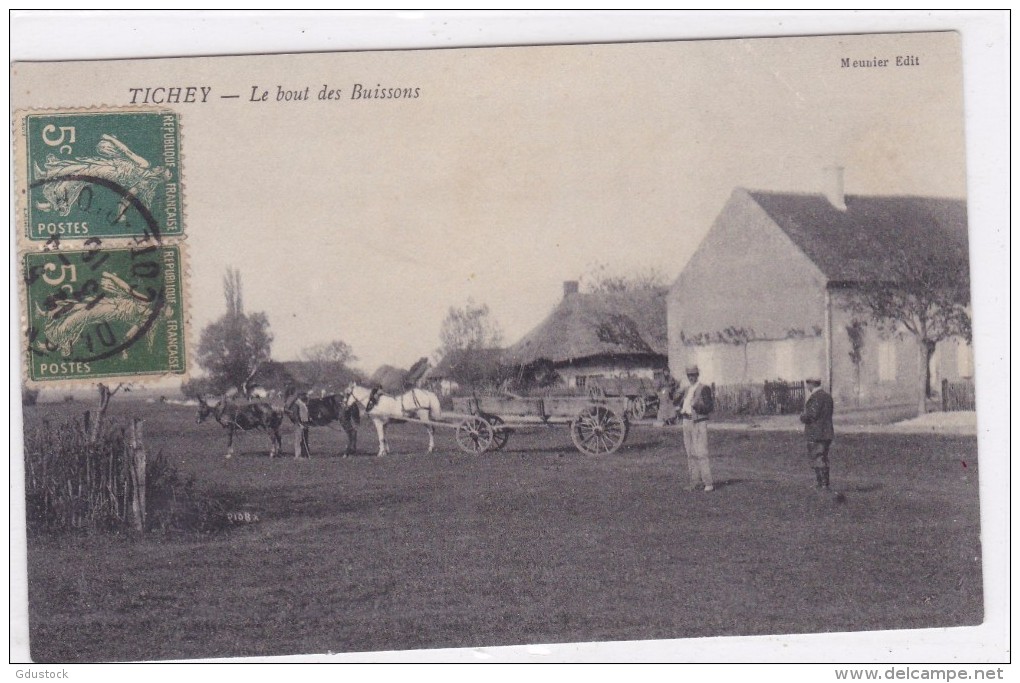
[800,378,835,490]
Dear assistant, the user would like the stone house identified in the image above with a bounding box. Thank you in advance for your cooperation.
[668,180,972,413]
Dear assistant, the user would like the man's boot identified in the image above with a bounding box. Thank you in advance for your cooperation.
[821,467,830,491]
[813,467,825,489]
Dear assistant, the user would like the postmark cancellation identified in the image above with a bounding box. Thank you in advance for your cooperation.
[14,108,189,385]
[19,109,183,243]
[23,243,187,383]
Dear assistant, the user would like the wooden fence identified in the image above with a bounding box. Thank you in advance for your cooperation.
[941,379,976,412]
[24,413,147,533]
[712,380,806,417]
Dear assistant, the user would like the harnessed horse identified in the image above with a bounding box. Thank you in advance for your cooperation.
[345,382,443,456]
[282,389,360,457]
[196,396,284,459]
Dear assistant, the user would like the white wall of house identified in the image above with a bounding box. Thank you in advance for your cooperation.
[436,379,459,396]
[668,189,828,381]
[560,364,658,390]
[830,291,924,409]
[679,336,825,386]
[677,299,970,412]
[932,338,974,385]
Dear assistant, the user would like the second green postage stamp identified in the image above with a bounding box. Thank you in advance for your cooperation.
[23,244,187,382]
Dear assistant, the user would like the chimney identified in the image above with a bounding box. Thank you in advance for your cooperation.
[823,165,847,211]
[563,280,579,298]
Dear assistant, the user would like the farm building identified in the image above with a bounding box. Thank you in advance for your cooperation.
[424,347,505,395]
[668,179,972,414]
[253,360,361,397]
[504,281,669,390]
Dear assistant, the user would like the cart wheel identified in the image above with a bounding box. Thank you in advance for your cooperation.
[455,416,494,454]
[628,396,648,420]
[488,416,511,451]
[570,406,628,455]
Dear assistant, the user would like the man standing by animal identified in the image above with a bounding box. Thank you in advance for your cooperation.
[675,364,715,492]
[282,387,359,458]
[800,378,835,491]
[284,388,312,458]
[656,367,679,426]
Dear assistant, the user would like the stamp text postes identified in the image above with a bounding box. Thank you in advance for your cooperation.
[22,110,183,242]
[24,244,186,382]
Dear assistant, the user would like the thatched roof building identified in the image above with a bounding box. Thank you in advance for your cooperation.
[503,283,668,388]
[427,348,505,383]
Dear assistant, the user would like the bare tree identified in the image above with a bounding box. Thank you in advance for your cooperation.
[579,261,668,293]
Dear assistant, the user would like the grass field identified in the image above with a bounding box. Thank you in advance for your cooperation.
[21,401,982,662]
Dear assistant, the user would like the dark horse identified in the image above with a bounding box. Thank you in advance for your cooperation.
[196,396,284,459]
[283,388,360,457]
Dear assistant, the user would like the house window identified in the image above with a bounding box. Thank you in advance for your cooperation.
[575,376,587,389]
[957,342,974,378]
[878,341,897,382]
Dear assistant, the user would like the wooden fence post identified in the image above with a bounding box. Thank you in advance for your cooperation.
[128,418,147,532]
[941,378,949,412]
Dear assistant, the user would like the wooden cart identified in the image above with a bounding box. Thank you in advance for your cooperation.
[449,394,630,456]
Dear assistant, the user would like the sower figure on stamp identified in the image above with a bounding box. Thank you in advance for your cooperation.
[676,364,715,492]
[800,378,835,491]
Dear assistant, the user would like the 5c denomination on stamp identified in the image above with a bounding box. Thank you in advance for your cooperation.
[24,243,186,382]
[20,110,183,242]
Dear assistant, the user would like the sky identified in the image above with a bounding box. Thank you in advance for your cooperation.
[11,26,967,375]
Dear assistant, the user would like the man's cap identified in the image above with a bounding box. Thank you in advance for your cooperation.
[685,364,700,375]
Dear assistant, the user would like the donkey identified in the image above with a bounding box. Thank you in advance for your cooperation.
[196,396,284,459]
[282,388,360,457]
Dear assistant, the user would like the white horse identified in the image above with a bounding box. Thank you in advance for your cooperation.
[345,383,443,456]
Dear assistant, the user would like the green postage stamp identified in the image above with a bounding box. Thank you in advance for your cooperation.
[21,110,183,241]
[23,244,187,382]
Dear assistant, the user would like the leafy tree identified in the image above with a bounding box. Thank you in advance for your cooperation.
[437,299,504,358]
[299,340,360,390]
[843,250,971,415]
[196,268,273,396]
[302,340,357,366]
[579,261,668,293]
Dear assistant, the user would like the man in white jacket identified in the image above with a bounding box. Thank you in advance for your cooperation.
[675,364,715,492]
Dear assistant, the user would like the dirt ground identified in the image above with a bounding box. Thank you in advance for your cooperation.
[20,401,982,662]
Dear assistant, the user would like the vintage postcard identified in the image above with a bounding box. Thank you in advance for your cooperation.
[9,18,1007,666]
